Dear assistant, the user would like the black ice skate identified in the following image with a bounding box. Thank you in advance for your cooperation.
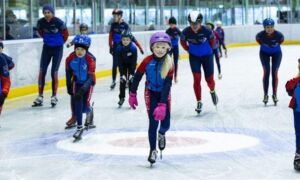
[110,81,116,90]
[272,94,278,106]
[195,101,203,114]
[210,90,218,106]
[73,126,84,142]
[118,98,125,107]
[32,95,43,107]
[51,96,58,107]
[158,133,166,159]
[263,95,268,106]
[148,150,158,167]
[85,106,96,130]
[225,49,228,58]
[294,152,300,171]
[65,116,76,129]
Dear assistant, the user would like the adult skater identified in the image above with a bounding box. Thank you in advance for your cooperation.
[0,41,14,116]
[108,8,144,90]
[206,21,222,79]
[256,18,284,105]
[180,11,218,114]
[129,32,174,166]
[32,4,69,107]
[166,17,181,83]
[65,36,96,141]
[215,20,227,58]
[286,59,300,171]
[116,30,137,107]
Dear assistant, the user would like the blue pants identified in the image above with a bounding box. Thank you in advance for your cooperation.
[294,110,300,151]
[189,54,215,101]
[213,48,221,74]
[112,44,119,82]
[170,46,179,79]
[145,89,171,151]
[73,83,93,126]
[38,45,63,96]
[259,51,282,96]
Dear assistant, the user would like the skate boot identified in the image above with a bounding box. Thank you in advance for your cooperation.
[118,98,125,107]
[225,49,228,58]
[73,126,84,142]
[65,116,76,129]
[51,96,58,107]
[110,81,116,90]
[158,133,166,159]
[148,149,158,167]
[85,107,96,130]
[294,152,300,171]
[32,95,43,107]
[218,73,222,80]
[272,94,278,106]
[210,90,218,106]
[195,101,203,114]
[263,95,268,106]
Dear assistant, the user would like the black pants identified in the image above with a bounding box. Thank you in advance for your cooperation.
[119,61,136,99]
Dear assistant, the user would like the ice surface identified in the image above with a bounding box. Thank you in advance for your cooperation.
[0,45,299,179]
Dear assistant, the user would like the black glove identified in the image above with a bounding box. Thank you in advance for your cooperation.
[110,47,114,55]
[74,88,85,101]
[0,94,6,105]
[140,49,144,55]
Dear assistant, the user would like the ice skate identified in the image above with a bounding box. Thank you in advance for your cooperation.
[272,94,278,106]
[110,81,116,90]
[73,126,84,142]
[210,90,218,106]
[65,116,76,129]
[118,98,125,107]
[51,96,58,107]
[294,152,300,171]
[218,73,222,80]
[32,95,43,107]
[85,106,95,130]
[148,149,158,167]
[263,95,268,106]
[158,133,166,159]
[195,101,203,114]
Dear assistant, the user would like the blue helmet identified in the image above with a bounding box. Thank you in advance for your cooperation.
[73,35,91,49]
[121,30,132,39]
[263,18,275,27]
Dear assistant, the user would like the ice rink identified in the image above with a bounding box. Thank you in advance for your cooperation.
[0,45,300,179]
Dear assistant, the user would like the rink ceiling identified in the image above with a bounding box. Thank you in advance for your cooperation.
[0,43,300,179]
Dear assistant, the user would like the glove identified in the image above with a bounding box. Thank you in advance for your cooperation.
[74,88,85,101]
[0,94,7,105]
[109,47,114,55]
[140,49,144,55]
[128,92,138,109]
[153,103,167,121]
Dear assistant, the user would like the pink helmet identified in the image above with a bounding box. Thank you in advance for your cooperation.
[150,32,171,48]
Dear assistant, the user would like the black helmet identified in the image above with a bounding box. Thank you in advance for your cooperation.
[168,17,177,25]
[206,21,215,30]
[188,11,203,24]
[79,23,88,31]
[112,9,123,16]
[121,30,132,39]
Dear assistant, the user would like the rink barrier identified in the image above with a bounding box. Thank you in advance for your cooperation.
[4,25,300,100]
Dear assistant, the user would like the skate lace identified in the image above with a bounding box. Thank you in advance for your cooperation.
[158,134,165,148]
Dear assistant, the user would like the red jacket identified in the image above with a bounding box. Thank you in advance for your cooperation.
[286,76,300,109]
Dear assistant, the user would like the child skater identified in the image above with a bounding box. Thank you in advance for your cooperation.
[286,59,300,171]
[129,32,174,166]
[65,36,96,141]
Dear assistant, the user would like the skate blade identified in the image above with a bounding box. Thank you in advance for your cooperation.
[32,103,43,107]
[73,136,82,142]
[65,125,76,129]
[51,103,57,108]
[195,109,201,114]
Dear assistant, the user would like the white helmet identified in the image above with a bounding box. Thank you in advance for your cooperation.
[216,20,222,26]
[188,11,203,24]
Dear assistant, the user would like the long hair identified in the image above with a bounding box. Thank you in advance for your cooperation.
[160,53,174,79]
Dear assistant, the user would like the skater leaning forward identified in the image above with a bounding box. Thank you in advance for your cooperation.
[256,18,284,106]
[129,32,174,166]
[180,10,218,114]
[116,30,138,107]
[65,36,96,141]
[286,59,300,171]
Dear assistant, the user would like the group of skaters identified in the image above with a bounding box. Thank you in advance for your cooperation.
[1,4,300,170]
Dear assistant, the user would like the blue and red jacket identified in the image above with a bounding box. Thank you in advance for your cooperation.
[215,27,225,41]
[131,55,173,103]
[65,52,96,93]
[0,55,11,96]
[166,27,182,47]
[286,76,300,109]
[180,26,215,57]
[256,30,284,54]
[116,42,137,64]
[108,20,143,51]
[37,17,69,47]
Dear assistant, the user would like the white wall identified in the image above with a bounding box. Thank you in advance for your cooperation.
[3,25,300,88]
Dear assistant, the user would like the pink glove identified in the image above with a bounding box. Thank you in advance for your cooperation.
[153,103,167,121]
[128,92,138,109]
